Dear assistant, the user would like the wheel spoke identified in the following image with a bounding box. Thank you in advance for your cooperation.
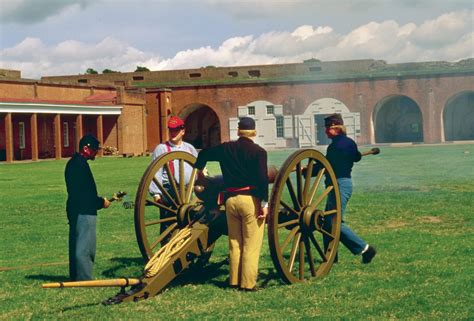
[285,177,301,211]
[145,216,177,227]
[308,167,325,205]
[185,168,198,203]
[308,231,327,262]
[179,159,185,201]
[302,159,314,205]
[287,232,301,272]
[146,198,178,214]
[295,162,303,206]
[150,222,178,250]
[315,226,336,240]
[281,226,300,252]
[323,209,337,216]
[298,240,305,280]
[152,177,178,208]
[164,163,182,205]
[312,185,333,208]
[304,236,316,276]
[280,200,301,217]
[278,218,299,229]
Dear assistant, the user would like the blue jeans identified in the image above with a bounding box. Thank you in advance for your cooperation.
[69,214,97,281]
[323,178,366,255]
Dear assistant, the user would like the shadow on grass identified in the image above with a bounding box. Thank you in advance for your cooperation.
[101,256,145,278]
[171,257,229,288]
[25,274,69,282]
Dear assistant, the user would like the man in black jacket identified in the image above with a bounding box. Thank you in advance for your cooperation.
[65,134,110,281]
[194,117,268,291]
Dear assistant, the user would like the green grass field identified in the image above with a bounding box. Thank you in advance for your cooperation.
[0,144,473,320]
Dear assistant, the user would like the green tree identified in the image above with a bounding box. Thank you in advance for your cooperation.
[86,68,98,74]
[135,66,150,72]
[102,69,118,74]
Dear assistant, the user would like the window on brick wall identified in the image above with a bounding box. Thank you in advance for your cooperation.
[63,122,69,147]
[275,116,284,138]
[19,122,25,149]
[248,70,261,77]
[266,105,274,115]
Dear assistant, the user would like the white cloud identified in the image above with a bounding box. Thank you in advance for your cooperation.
[1,10,472,79]
[410,10,473,47]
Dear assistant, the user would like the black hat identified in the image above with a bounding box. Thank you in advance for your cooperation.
[324,113,344,127]
[238,117,256,130]
[79,134,101,150]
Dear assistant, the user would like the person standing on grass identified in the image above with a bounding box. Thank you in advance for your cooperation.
[320,113,376,264]
[65,134,110,281]
[194,117,269,291]
[149,116,198,243]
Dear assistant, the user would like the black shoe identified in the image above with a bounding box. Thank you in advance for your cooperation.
[240,286,259,292]
[362,245,376,264]
[229,284,239,290]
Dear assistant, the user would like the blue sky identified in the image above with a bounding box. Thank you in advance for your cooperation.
[0,0,472,79]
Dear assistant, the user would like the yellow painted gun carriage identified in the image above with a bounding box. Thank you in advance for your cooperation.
[43,149,344,304]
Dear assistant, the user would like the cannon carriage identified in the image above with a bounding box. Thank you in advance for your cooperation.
[43,149,342,304]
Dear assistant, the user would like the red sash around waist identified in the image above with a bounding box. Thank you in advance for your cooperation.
[218,186,256,205]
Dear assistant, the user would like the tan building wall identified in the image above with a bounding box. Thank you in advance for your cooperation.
[0,79,147,162]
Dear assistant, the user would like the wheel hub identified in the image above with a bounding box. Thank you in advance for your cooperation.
[301,206,324,232]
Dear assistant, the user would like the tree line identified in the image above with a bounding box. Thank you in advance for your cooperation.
[85,66,150,74]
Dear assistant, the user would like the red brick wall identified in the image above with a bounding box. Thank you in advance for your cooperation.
[146,74,474,145]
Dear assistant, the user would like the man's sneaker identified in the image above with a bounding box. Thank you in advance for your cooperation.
[362,245,376,264]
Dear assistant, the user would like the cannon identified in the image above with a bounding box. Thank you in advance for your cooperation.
[43,149,345,304]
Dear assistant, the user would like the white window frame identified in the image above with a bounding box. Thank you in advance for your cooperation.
[248,106,255,115]
[266,105,274,115]
[19,122,25,149]
[63,122,69,147]
[275,116,284,138]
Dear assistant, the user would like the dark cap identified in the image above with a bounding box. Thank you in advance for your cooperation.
[168,116,185,129]
[238,117,256,130]
[79,134,101,150]
[324,113,344,127]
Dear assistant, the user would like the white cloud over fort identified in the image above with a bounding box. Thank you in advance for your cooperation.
[0,0,472,79]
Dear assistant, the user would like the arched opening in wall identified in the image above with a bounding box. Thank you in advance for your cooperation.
[180,104,220,149]
[443,91,474,141]
[374,95,423,143]
[305,98,358,145]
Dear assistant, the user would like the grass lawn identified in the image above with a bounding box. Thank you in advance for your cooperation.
[0,144,473,320]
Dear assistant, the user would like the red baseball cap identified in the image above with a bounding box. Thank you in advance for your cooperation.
[168,116,185,129]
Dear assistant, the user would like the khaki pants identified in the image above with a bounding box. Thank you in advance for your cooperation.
[225,194,265,289]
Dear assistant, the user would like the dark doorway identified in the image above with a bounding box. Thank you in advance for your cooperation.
[374,96,424,143]
[444,92,474,141]
[182,105,220,149]
[314,114,331,145]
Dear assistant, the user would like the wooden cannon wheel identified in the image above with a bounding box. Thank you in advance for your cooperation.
[134,151,199,260]
[268,149,342,284]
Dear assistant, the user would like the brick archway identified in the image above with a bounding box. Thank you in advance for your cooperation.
[374,95,424,143]
[443,91,474,141]
[180,104,220,149]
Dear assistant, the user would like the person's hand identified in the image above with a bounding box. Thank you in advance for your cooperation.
[103,198,111,209]
[257,206,268,220]
[153,194,162,203]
